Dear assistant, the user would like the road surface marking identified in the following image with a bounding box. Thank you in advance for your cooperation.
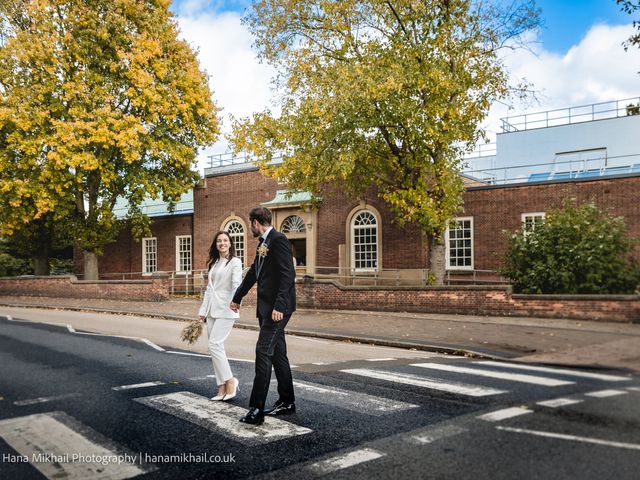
[307,448,385,474]
[188,375,216,381]
[408,425,467,444]
[135,391,311,445]
[476,361,630,382]
[627,387,640,392]
[165,351,210,358]
[312,362,330,365]
[141,339,165,351]
[477,407,532,422]
[536,397,583,408]
[112,382,166,391]
[585,389,628,398]
[0,411,147,479]
[293,380,419,414]
[497,426,640,451]
[365,358,396,362]
[412,362,573,387]
[14,393,79,406]
[341,368,506,397]
[66,324,76,333]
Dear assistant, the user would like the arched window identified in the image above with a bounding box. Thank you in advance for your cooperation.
[351,211,378,271]
[281,215,306,233]
[225,220,245,267]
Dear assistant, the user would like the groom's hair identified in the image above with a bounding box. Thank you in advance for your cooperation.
[249,206,272,226]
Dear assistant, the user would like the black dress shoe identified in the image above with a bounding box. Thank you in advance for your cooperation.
[264,401,296,416]
[239,408,264,425]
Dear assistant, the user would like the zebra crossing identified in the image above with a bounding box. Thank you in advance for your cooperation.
[1,358,636,479]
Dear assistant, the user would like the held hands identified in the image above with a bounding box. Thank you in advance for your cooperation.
[230,302,240,313]
[272,309,284,322]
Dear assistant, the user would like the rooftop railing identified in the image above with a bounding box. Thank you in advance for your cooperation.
[500,96,640,133]
[462,153,640,186]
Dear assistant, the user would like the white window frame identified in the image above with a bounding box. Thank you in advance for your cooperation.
[351,210,379,272]
[224,219,246,268]
[521,212,546,235]
[175,235,192,274]
[445,217,474,271]
[142,237,157,275]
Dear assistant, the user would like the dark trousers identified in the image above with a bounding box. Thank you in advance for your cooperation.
[249,314,295,410]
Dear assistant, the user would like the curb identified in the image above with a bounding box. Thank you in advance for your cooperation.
[0,301,510,360]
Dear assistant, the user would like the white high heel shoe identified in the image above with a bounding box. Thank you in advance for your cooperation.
[222,378,239,401]
[210,387,226,401]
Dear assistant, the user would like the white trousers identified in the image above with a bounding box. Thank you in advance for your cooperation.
[206,317,236,385]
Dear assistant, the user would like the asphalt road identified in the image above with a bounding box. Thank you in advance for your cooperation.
[1,311,639,480]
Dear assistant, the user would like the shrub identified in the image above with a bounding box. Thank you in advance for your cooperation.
[500,200,640,294]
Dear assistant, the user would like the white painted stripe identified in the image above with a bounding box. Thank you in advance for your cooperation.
[585,389,628,398]
[0,412,146,479]
[497,426,640,451]
[408,425,467,444]
[412,362,573,387]
[308,448,385,474]
[6,315,13,321]
[342,368,506,397]
[141,338,165,352]
[227,356,254,363]
[537,397,583,408]
[627,387,640,392]
[188,375,216,381]
[312,362,330,365]
[293,380,419,414]
[14,393,79,406]
[165,351,210,358]
[297,337,331,344]
[476,361,631,382]
[135,391,311,445]
[365,358,395,362]
[477,407,532,422]
[66,324,76,333]
[112,381,166,391]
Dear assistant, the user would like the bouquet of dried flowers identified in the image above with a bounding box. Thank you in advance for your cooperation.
[180,319,203,345]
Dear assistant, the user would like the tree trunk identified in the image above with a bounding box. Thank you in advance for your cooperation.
[428,236,446,286]
[83,251,99,280]
[33,256,50,276]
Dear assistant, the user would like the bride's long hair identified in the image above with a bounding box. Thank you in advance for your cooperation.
[206,231,236,271]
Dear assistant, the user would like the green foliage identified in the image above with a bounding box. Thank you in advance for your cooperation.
[231,0,540,242]
[618,1,640,50]
[0,252,32,277]
[0,0,219,274]
[500,200,640,294]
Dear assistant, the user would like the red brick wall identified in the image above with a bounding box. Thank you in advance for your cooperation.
[0,275,170,301]
[297,279,639,323]
[315,184,429,270]
[95,215,193,276]
[464,176,640,270]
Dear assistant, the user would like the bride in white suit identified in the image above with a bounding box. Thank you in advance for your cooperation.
[199,231,243,401]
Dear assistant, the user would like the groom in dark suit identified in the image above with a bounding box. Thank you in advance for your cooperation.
[230,206,296,425]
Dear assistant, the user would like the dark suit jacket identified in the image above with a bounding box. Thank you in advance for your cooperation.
[232,228,297,318]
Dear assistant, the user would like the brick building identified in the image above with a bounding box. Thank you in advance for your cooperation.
[83,98,640,282]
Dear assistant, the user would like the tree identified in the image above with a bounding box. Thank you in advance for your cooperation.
[230,0,540,282]
[618,0,640,49]
[0,209,73,275]
[500,200,640,294]
[0,0,219,279]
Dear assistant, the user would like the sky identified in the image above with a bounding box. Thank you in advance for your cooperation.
[167,0,640,171]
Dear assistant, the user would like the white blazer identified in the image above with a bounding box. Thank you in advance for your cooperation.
[198,256,243,319]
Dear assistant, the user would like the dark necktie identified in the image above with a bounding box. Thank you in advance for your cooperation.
[256,237,265,275]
